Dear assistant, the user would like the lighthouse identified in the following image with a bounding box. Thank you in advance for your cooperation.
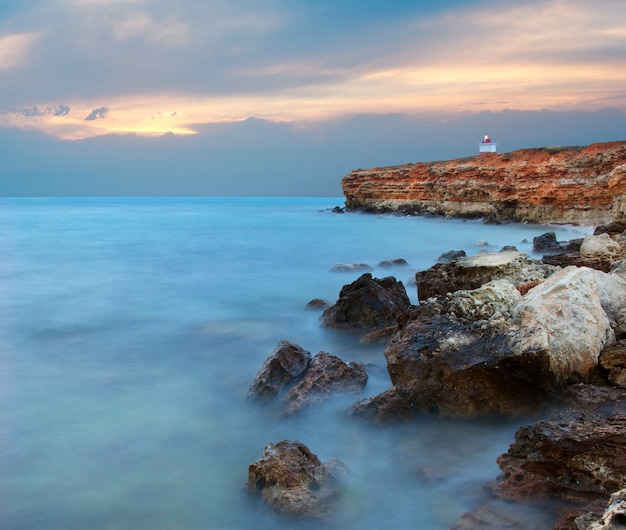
[479,134,497,155]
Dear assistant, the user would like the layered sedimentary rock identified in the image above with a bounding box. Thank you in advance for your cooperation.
[342,141,626,225]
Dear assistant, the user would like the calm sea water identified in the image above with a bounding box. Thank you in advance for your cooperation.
[0,197,591,529]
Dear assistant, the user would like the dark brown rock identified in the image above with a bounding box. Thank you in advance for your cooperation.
[492,410,626,505]
[246,440,345,519]
[437,249,467,263]
[599,340,626,388]
[377,258,409,267]
[247,340,311,401]
[542,253,616,273]
[349,388,418,425]
[321,273,410,332]
[282,352,368,415]
[305,298,331,310]
[594,220,626,236]
[563,383,626,415]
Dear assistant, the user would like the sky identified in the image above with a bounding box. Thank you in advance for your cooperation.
[1,0,625,196]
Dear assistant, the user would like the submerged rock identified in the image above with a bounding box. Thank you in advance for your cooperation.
[329,262,373,272]
[247,340,311,401]
[321,273,410,332]
[246,440,346,519]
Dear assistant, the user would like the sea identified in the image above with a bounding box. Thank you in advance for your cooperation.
[0,197,593,530]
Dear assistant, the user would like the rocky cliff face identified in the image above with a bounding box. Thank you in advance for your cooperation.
[342,141,626,225]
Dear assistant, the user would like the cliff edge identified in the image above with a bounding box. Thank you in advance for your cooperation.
[342,141,626,225]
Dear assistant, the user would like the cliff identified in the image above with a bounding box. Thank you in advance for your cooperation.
[342,141,626,225]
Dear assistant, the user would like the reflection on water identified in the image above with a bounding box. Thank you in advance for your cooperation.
[0,198,590,529]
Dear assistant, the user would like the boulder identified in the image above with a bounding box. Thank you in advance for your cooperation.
[415,251,556,301]
[492,410,626,506]
[377,258,409,268]
[513,267,616,384]
[246,440,345,519]
[247,341,311,401]
[305,298,331,310]
[437,249,466,263]
[533,231,565,255]
[581,233,622,258]
[357,267,619,420]
[282,352,368,415]
[594,220,626,236]
[321,273,410,332]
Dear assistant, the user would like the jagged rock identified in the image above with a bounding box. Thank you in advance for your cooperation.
[599,340,626,388]
[321,273,410,332]
[612,259,626,281]
[415,251,556,301]
[377,258,409,267]
[533,231,565,255]
[282,352,367,415]
[359,267,619,420]
[246,440,345,519]
[437,249,466,263]
[585,488,626,529]
[492,410,626,506]
[329,262,373,272]
[247,341,311,401]
[342,141,626,224]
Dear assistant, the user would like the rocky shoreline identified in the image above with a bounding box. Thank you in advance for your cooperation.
[245,218,626,529]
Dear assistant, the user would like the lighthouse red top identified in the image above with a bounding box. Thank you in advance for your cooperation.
[482,134,491,143]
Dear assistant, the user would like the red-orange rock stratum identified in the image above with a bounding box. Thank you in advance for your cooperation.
[342,141,626,225]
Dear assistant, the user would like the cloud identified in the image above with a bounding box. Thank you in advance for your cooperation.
[0,32,41,71]
[85,107,109,120]
[54,105,71,116]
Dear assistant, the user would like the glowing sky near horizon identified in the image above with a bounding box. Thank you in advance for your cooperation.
[1,0,625,140]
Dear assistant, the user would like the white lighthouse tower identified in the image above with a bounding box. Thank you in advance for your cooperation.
[479,134,497,155]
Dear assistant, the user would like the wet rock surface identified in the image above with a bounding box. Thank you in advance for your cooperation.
[492,410,626,506]
[247,340,312,401]
[282,352,367,415]
[321,273,410,332]
[248,342,368,415]
[246,440,346,519]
